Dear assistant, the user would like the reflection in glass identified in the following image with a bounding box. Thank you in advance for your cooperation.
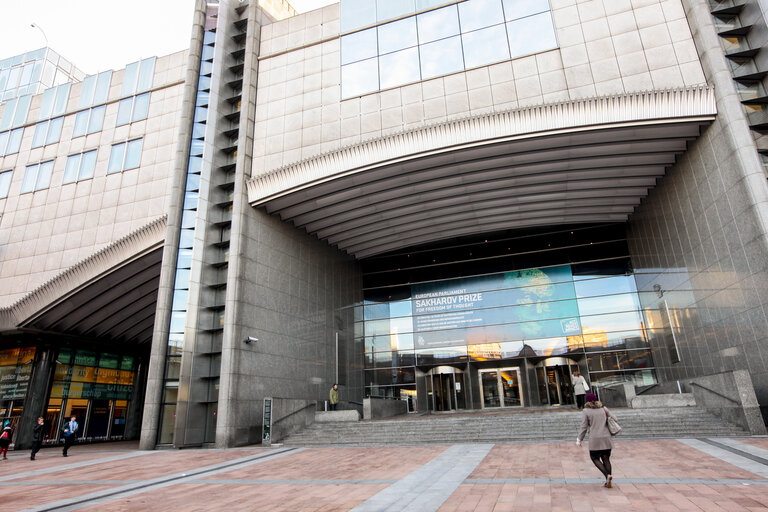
[341,28,378,65]
[341,0,377,32]
[462,25,510,68]
[378,17,418,54]
[108,143,126,174]
[419,36,464,79]
[459,0,505,32]
[577,293,640,316]
[416,346,468,365]
[341,58,380,97]
[579,310,644,334]
[380,47,421,89]
[502,0,550,20]
[417,5,460,43]
[377,0,415,22]
[574,275,637,298]
[507,12,557,59]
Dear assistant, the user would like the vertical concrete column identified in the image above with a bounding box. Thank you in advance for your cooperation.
[15,347,56,450]
[125,358,149,440]
[139,0,208,450]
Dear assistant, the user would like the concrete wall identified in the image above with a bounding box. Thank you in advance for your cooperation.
[689,370,767,434]
[216,207,362,447]
[627,0,768,421]
[363,397,408,420]
[0,51,187,306]
[252,0,707,175]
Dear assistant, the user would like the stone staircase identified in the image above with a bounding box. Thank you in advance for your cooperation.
[282,407,750,446]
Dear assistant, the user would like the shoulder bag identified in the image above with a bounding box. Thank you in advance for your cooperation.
[604,407,621,436]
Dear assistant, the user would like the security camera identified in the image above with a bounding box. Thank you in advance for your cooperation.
[244,336,259,344]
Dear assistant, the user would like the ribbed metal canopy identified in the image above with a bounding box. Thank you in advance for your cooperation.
[248,88,717,259]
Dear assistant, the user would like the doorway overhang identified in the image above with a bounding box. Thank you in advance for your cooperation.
[247,87,716,259]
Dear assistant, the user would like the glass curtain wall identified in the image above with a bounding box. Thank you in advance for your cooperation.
[340,0,557,97]
[157,6,217,446]
[46,349,136,443]
[357,225,657,404]
[0,347,36,438]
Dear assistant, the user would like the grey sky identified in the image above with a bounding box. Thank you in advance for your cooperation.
[1,0,337,75]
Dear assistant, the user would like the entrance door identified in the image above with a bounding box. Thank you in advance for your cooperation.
[536,358,578,406]
[479,368,523,408]
[427,367,465,411]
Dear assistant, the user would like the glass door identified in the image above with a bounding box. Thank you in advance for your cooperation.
[479,368,523,408]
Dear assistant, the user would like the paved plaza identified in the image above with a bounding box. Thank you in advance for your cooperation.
[3,437,768,511]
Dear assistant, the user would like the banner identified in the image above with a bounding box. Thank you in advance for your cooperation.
[411,265,581,348]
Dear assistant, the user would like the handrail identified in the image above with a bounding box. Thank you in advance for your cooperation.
[689,382,740,405]
[635,383,659,395]
[272,401,317,424]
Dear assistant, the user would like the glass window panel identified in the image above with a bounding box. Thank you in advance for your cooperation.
[378,17,418,55]
[73,110,88,137]
[122,62,139,96]
[574,275,637,298]
[46,117,63,144]
[462,24,510,68]
[39,88,55,119]
[19,63,33,85]
[379,47,421,89]
[184,190,199,210]
[580,310,644,334]
[377,0,414,22]
[178,228,195,250]
[185,172,200,191]
[502,0,550,20]
[506,11,557,59]
[188,156,203,174]
[88,105,105,133]
[459,0,505,32]
[125,138,143,169]
[192,122,206,139]
[417,0,450,9]
[137,58,155,92]
[176,248,193,270]
[36,160,53,190]
[31,61,43,83]
[116,98,133,126]
[79,150,97,180]
[181,210,197,229]
[0,171,12,198]
[417,5,460,43]
[6,128,22,154]
[419,36,464,79]
[7,68,20,91]
[341,0,377,32]
[32,121,48,148]
[364,302,389,321]
[577,293,640,317]
[63,154,81,184]
[0,69,8,91]
[13,95,31,127]
[172,289,189,311]
[21,165,38,193]
[79,75,96,107]
[582,329,649,351]
[133,92,150,121]
[341,28,378,65]
[93,71,112,103]
[108,143,126,174]
[341,58,380,98]
[53,83,70,116]
[0,131,7,154]
[201,45,215,62]
[189,139,204,157]
[0,98,16,130]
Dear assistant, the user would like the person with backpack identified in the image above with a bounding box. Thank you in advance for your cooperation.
[0,423,11,460]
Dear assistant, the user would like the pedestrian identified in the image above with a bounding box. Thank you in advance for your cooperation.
[0,423,11,460]
[31,417,45,461]
[329,383,339,411]
[62,415,78,457]
[576,392,617,488]
[571,369,590,409]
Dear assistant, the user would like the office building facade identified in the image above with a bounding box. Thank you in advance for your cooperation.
[1,0,768,449]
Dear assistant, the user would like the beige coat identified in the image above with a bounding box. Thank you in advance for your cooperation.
[577,402,616,451]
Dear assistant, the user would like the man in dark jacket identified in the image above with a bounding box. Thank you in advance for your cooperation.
[30,417,44,460]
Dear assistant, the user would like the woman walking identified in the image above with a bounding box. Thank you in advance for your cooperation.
[576,393,617,488]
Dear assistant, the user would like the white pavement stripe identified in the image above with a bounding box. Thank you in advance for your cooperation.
[6,450,161,481]
[350,444,493,512]
[19,447,301,512]
[680,439,768,479]
[709,438,768,462]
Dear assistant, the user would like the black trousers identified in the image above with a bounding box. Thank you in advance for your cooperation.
[575,394,586,409]
[62,435,75,455]
[31,440,42,459]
